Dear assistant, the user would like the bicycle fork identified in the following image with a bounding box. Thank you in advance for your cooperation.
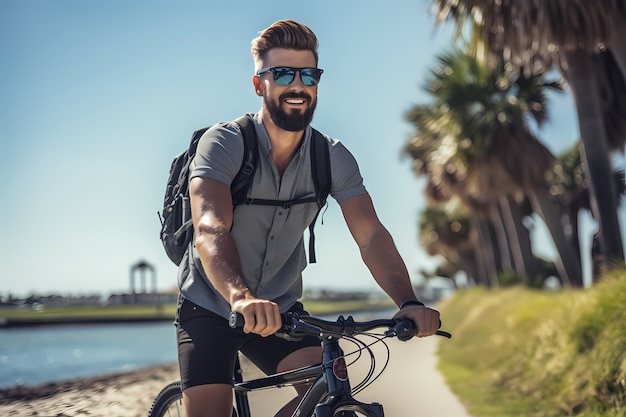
[314,336,385,417]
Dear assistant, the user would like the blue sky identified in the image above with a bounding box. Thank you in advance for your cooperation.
[1,0,618,297]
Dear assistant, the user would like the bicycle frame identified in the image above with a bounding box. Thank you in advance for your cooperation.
[233,333,385,417]
[149,313,451,417]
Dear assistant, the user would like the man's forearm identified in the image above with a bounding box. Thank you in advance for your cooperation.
[360,228,420,306]
[194,228,252,305]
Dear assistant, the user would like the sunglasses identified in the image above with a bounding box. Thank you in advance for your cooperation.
[256,66,324,86]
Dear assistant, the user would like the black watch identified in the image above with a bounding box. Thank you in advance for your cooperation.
[400,300,425,309]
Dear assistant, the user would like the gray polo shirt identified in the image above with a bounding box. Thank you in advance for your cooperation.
[178,111,367,318]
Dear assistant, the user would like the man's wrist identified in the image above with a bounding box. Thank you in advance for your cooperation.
[400,300,425,309]
[230,288,253,305]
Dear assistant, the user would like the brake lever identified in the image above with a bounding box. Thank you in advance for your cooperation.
[385,320,416,342]
[276,312,318,342]
[228,311,317,342]
[385,318,453,341]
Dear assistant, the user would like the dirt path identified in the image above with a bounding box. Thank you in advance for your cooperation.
[0,336,471,416]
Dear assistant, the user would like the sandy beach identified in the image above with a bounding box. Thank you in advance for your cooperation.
[0,363,180,417]
[0,336,471,417]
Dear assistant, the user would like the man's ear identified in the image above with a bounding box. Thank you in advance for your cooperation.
[252,76,263,96]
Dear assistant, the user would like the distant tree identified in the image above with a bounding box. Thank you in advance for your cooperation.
[430,0,626,274]
[405,48,582,286]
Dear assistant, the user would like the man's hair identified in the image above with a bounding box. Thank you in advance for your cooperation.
[251,20,319,69]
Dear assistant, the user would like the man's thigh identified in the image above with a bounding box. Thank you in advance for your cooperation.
[240,316,321,376]
[177,298,321,386]
[176,298,247,389]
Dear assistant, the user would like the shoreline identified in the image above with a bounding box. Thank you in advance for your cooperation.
[0,357,268,417]
[0,362,179,403]
[0,363,181,417]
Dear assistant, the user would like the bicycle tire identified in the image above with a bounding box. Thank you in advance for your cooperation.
[149,381,238,417]
[148,381,185,417]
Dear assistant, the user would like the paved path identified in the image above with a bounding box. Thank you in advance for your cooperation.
[248,335,472,416]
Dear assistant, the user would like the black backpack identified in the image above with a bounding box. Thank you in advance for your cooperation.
[158,114,331,266]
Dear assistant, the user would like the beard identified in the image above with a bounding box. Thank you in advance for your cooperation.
[265,92,317,132]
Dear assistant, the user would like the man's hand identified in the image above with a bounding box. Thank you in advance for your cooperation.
[231,298,282,337]
[393,304,441,337]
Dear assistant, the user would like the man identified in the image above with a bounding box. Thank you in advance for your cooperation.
[176,19,441,417]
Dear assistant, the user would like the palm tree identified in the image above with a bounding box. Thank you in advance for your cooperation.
[429,0,626,272]
[404,48,583,285]
[418,203,482,285]
[497,193,543,284]
[548,144,626,279]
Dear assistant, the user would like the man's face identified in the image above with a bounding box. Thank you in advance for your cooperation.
[254,48,319,132]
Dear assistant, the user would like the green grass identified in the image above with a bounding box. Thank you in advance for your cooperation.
[0,298,395,323]
[0,304,177,319]
[436,270,626,417]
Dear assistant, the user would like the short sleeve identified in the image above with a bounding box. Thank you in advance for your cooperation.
[190,122,244,185]
[328,140,368,204]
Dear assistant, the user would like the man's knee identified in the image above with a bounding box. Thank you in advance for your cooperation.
[183,383,233,417]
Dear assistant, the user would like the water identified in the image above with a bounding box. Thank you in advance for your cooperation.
[0,321,177,388]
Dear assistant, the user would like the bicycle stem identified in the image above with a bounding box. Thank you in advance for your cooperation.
[321,337,351,395]
[315,335,385,417]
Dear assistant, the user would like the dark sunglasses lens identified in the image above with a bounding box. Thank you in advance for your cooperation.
[300,68,322,86]
[273,67,296,86]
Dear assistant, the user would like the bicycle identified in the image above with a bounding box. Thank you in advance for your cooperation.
[148,310,452,417]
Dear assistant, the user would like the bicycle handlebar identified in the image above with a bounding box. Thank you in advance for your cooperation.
[228,311,452,340]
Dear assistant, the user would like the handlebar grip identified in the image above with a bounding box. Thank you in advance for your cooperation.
[391,318,453,340]
[228,311,245,329]
[228,311,305,341]
[436,330,452,339]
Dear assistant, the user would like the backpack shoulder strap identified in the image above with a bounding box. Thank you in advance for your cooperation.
[230,113,258,205]
[307,128,331,263]
[167,125,210,212]
[189,126,210,154]
[310,128,331,207]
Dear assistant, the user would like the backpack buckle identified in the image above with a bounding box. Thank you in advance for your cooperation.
[282,201,293,209]
[242,162,254,176]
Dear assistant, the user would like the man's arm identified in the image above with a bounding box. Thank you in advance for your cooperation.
[189,176,281,336]
[340,194,440,337]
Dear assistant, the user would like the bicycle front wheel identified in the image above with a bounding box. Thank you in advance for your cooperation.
[149,381,185,417]
[149,381,239,417]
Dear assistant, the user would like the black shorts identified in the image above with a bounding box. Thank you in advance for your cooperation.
[176,297,320,390]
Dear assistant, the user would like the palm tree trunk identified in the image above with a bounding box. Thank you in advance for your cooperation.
[563,49,625,268]
[486,215,505,275]
[460,257,479,286]
[563,208,579,258]
[609,14,626,79]
[473,212,499,288]
[492,201,514,274]
[528,189,582,287]
[499,195,542,282]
